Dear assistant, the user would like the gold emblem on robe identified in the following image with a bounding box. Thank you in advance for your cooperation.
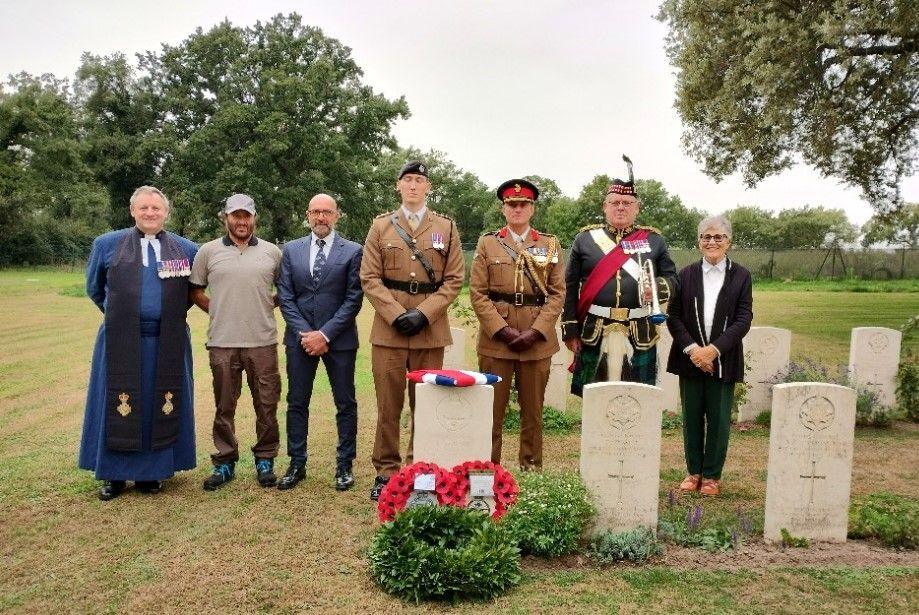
[117,392,132,417]
[162,391,174,415]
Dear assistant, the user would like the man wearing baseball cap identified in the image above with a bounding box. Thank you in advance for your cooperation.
[190,193,284,490]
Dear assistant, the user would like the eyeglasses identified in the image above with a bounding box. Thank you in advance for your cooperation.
[308,209,337,218]
[699,234,729,243]
[606,200,638,208]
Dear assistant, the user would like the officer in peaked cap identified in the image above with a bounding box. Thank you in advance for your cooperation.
[469,178,565,470]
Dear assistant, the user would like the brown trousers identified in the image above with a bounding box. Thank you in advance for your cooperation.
[370,345,445,477]
[478,355,551,470]
[208,345,281,465]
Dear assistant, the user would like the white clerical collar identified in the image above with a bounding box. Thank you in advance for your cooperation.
[702,257,727,273]
[312,230,335,246]
[401,204,426,222]
[139,232,162,267]
[509,227,531,243]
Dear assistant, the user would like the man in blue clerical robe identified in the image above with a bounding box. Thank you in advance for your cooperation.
[78,186,199,501]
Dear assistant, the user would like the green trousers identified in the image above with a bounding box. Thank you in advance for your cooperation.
[679,376,734,480]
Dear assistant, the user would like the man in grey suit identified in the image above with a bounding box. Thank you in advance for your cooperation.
[276,194,364,491]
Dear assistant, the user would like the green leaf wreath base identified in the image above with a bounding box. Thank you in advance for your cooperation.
[368,505,521,602]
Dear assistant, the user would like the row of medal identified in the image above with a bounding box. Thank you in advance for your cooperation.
[157,258,191,279]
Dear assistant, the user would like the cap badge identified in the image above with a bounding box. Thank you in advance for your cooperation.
[419,164,426,173]
[514,183,521,193]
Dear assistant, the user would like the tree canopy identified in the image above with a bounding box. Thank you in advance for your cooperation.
[659,0,919,211]
[861,203,919,248]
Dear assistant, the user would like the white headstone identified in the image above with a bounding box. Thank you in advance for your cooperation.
[763,382,856,543]
[848,327,902,407]
[738,327,792,422]
[655,326,681,413]
[413,383,493,468]
[543,326,571,410]
[443,326,467,369]
[580,382,663,533]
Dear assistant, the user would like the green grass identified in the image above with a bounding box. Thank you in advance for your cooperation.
[0,267,917,613]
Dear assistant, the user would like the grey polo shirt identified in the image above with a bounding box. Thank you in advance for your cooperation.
[190,235,282,348]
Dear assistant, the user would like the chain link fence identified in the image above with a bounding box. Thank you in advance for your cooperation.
[461,247,919,280]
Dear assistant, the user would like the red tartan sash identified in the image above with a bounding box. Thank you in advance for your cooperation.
[575,229,649,321]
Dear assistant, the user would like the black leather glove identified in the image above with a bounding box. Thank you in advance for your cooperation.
[494,326,521,346]
[394,308,428,336]
[508,328,544,353]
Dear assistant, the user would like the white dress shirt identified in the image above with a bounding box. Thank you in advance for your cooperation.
[701,257,727,341]
[309,230,335,275]
[684,257,727,355]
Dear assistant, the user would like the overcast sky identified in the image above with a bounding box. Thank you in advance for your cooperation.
[2,0,916,225]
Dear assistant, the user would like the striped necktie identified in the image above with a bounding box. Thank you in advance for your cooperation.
[408,213,420,231]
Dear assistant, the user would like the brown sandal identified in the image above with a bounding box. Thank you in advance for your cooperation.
[700,478,720,496]
[679,474,701,492]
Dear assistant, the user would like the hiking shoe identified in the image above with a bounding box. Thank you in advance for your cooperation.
[335,467,355,492]
[256,458,277,487]
[203,463,235,491]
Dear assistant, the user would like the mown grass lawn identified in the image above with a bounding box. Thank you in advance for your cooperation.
[0,268,916,613]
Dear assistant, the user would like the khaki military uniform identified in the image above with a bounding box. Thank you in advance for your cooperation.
[360,208,464,476]
[469,228,565,469]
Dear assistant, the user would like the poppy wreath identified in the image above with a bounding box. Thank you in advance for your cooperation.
[450,460,520,519]
[376,461,462,522]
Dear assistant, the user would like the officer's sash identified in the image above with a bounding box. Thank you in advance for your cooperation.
[575,228,650,321]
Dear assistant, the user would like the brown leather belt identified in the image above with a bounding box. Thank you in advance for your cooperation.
[383,278,442,295]
[488,291,546,307]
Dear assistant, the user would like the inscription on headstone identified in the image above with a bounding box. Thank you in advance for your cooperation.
[655,326,681,413]
[764,382,856,543]
[737,327,791,421]
[580,382,663,533]
[543,326,571,410]
[413,383,493,468]
[443,326,467,369]
[738,327,792,422]
[848,327,902,408]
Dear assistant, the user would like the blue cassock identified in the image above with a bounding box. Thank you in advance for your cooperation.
[78,228,199,481]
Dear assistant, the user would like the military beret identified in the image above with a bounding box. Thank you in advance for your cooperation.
[398,160,429,179]
[496,178,539,202]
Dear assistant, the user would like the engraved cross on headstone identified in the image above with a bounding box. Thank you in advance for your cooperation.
[608,459,634,504]
[799,460,826,505]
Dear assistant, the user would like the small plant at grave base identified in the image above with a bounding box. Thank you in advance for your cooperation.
[755,409,771,427]
[368,505,521,603]
[587,527,664,565]
[661,410,683,430]
[657,501,756,552]
[503,405,580,435]
[731,357,754,421]
[501,471,595,557]
[780,528,810,548]
[848,492,918,550]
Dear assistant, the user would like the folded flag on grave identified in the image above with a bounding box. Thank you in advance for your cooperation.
[406,369,501,387]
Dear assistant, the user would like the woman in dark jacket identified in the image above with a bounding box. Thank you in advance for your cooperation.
[666,215,752,496]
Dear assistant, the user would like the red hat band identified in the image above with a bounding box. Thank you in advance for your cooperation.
[501,183,536,202]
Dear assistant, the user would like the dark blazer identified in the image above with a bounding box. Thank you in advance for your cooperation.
[666,257,753,383]
[277,232,363,350]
